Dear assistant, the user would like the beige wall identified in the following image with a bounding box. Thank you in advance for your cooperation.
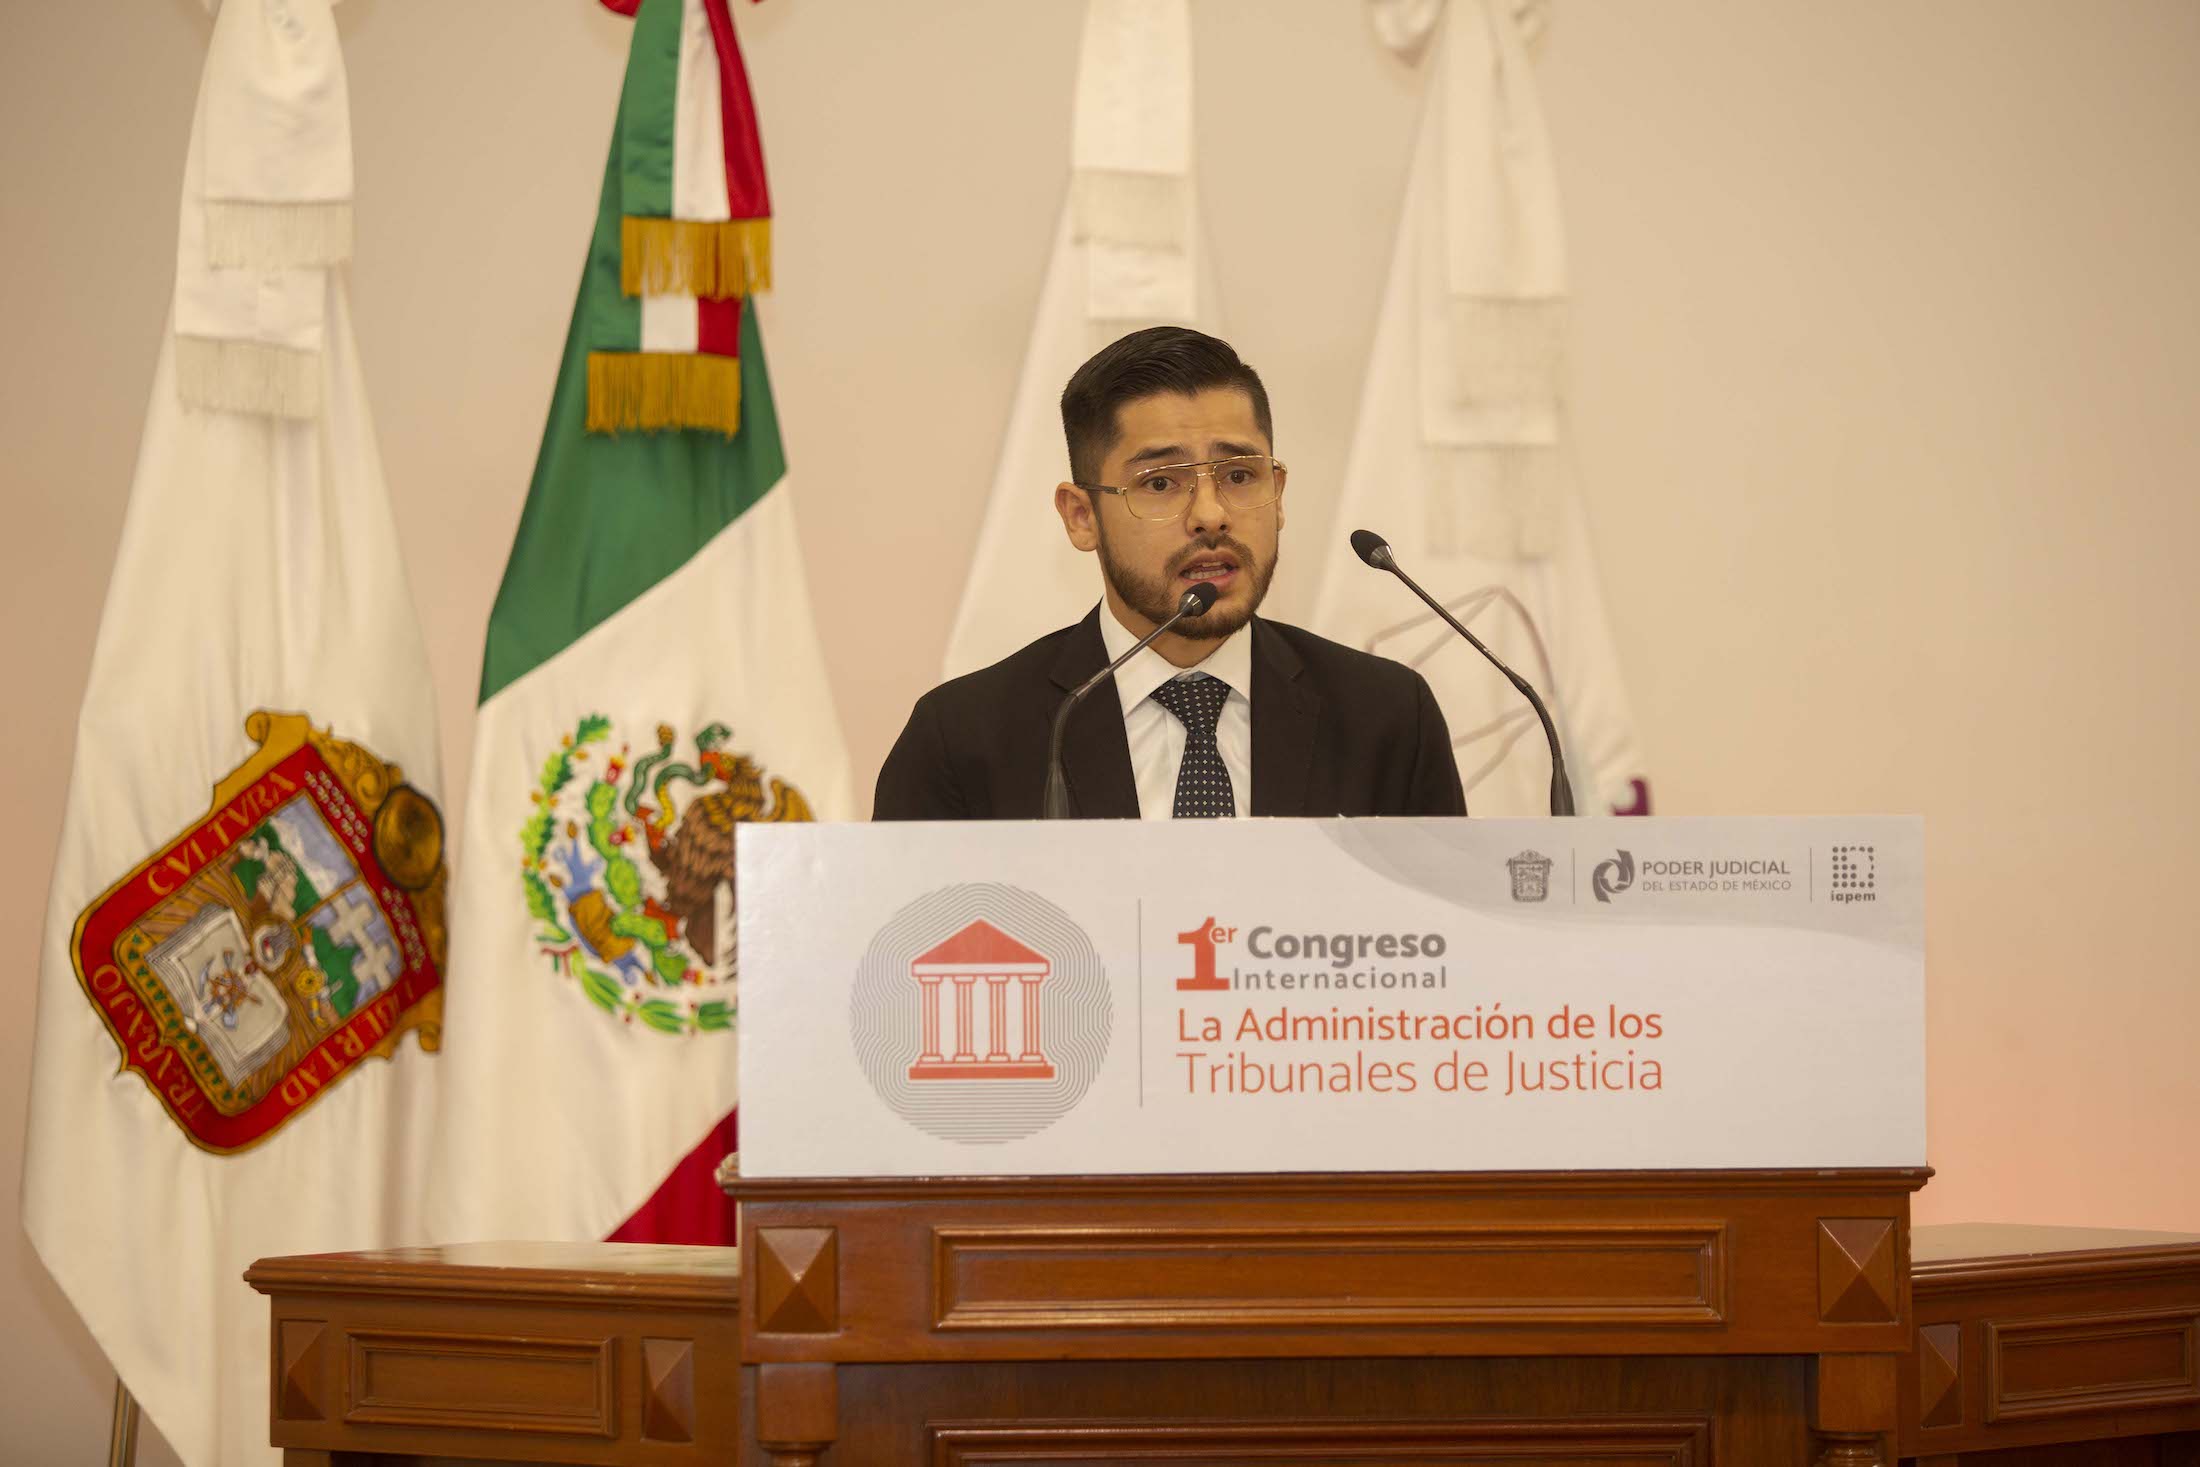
[5,0,2198,1458]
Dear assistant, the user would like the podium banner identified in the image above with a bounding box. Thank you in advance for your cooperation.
[738,817,1922,1177]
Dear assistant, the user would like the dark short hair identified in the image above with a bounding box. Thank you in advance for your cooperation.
[1060,326,1273,486]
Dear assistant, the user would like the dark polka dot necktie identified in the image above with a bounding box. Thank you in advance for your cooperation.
[1150,672,1235,818]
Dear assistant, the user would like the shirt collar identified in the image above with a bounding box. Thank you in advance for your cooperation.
[1097,600,1256,718]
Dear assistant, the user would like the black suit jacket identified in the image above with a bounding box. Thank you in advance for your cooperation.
[874,611,1467,820]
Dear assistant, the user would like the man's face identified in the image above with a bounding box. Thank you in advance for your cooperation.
[1053,386,1285,643]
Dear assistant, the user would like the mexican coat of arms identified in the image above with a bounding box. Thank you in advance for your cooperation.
[521,716,810,1035]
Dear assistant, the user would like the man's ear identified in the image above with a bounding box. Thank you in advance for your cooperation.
[1054,482,1101,553]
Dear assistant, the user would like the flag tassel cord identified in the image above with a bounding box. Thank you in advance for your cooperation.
[620,216,772,299]
[587,351,744,437]
[108,1380,140,1467]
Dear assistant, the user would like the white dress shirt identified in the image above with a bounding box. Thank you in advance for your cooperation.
[1097,601,1254,819]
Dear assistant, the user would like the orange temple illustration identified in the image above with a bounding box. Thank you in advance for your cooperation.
[907,919,1056,1081]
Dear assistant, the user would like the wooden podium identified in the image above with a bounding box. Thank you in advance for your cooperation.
[729,1165,1930,1467]
[249,818,1995,1463]
[714,817,1937,1464]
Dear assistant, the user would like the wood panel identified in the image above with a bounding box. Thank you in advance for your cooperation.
[1909,1435,2200,1466]
[733,1169,1924,1362]
[1986,1310,2199,1422]
[927,1416,1713,1465]
[746,1356,1810,1467]
[343,1329,616,1436]
[931,1223,1726,1333]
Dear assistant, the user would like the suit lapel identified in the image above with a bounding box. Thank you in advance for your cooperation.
[1046,609,1141,819]
[1250,619,1320,817]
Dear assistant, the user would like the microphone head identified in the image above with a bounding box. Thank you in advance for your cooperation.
[1350,528,1395,569]
[1179,582,1220,616]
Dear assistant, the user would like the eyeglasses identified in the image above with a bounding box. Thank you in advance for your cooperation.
[1076,455,1287,523]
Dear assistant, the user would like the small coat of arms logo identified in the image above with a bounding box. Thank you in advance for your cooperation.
[69,712,446,1153]
[1506,849,1554,903]
[520,716,811,1035]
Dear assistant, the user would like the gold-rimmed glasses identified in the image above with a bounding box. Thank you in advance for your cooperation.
[1075,455,1287,523]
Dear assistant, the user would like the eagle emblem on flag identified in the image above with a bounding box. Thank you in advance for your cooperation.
[521,716,810,1035]
[67,712,446,1153]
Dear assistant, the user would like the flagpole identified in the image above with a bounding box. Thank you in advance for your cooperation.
[107,1380,140,1467]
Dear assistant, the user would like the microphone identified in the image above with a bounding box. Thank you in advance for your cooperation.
[1350,528,1575,816]
[1042,583,1221,819]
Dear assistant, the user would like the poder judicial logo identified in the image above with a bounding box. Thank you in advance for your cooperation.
[1592,850,1636,903]
[1595,848,1797,898]
[520,716,811,1036]
[67,712,446,1153]
[849,884,1111,1144]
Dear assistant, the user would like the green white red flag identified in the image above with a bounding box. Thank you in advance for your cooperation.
[586,0,772,436]
[427,0,850,1248]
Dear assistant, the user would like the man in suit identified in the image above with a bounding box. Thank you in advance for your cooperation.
[875,326,1466,820]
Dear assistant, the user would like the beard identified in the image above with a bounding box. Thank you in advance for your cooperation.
[1095,523,1276,641]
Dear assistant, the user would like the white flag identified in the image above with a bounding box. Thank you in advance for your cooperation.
[1314,0,1650,815]
[941,0,1223,679]
[21,4,445,1464]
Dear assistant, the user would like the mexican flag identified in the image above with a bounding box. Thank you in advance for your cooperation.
[427,0,850,1247]
[22,2,445,1463]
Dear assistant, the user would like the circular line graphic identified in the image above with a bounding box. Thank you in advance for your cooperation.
[850,883,1111,1145]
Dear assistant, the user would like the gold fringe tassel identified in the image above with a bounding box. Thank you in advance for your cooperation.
[587,352,742,437]
[620,217,772,299]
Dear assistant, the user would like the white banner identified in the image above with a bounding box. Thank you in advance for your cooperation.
[738,817,1923,1178]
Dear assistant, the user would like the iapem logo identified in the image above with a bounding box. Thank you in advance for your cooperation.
[849,884,1111,1144]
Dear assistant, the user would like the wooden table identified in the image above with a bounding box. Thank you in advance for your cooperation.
[245,1242,740,1466]
[1900,1223,2200,1467]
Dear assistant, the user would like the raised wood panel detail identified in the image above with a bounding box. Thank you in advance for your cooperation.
[928,1416,1714,1465]
[341,1329,617,1436]
[1818,1218,1899,1325]
[757,1227,839,1335]
[640,1337,696,1444]
[1985,1309,2200,1422]
[275,1319,326,1422]
[932,1224,1728,1332]
[1916,1322,1963,1430]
